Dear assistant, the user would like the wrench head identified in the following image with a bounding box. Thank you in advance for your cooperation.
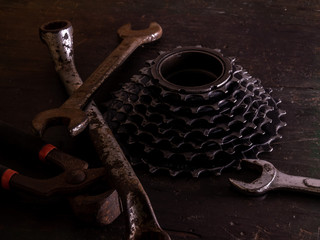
[117,22,163,44]
[32,108,89,137]
[229,159,277,195]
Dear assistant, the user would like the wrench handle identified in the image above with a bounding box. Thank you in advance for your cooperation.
[62,37,141,110]
[273,171,320,195]
[87,109,170,239]
[40,21,170,238]
[40,20,82,96]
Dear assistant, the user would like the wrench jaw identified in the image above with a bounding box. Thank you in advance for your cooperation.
[117,22,163,44]
[229,159,277,196]
[32,108,89,137]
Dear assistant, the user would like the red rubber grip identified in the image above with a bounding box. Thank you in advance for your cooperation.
[1,169,18,190]
[38,144,56,162]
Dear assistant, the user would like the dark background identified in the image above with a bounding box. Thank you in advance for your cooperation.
[1,0,320,239]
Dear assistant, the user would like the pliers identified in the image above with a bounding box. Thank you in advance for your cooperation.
[0,120,121,225]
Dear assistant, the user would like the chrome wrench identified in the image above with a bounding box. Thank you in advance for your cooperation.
[229,159,320,196]
[39,20,170,240]
[33,20,162,137]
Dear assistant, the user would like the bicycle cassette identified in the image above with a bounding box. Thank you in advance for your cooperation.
[102,46,286,177]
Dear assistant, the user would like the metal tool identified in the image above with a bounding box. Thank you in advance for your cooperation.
[104,46,286,177]
[39,20,170,239]
[32,20,163,137]
[229,159,320,196]
[0,120,121,225]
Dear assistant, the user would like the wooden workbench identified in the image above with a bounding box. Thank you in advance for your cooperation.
[0,1,320,239]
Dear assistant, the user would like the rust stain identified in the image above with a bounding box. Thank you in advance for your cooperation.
[253,226,271,240]
[298,228,313,240]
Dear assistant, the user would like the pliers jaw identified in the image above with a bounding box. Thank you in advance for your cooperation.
[0,120,122,225]
[2,147,122,225]
[6,147,104,197]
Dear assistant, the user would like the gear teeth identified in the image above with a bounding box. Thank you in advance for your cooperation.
[103,46,286,177]
[148,165,159,173]
[229,57,237,63]
[145,59,155,66]
[139,67,150,75]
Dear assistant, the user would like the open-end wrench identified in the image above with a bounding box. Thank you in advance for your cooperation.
[229,159,320,196]
[33,20,162,137]
[39,20,170,240]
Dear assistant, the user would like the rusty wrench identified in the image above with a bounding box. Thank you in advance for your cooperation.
[33,20,162,137]
[39,20,170,240]
[229,159,320,196]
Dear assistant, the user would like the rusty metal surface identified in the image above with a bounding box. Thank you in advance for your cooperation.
[38,20,170,239]
[69,189,121,225]
[1,1,320,239]
[32,21,162,137]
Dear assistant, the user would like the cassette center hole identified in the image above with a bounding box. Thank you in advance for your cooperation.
[42,21,69,32]
[160,51,224,87]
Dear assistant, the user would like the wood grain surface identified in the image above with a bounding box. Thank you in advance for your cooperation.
[1,1,320,239]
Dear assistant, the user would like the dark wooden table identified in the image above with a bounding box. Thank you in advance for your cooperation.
[1,1,320,239]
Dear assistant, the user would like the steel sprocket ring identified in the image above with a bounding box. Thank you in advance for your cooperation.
[102,46,286,177]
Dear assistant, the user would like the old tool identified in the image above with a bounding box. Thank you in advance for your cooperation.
[229,159,320,196]
[0,120,121,225]
[39,20,170,239]
[32,20,163,137]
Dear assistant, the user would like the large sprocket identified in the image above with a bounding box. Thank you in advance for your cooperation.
[102,46,286,177]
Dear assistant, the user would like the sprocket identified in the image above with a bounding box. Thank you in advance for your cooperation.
[102,46,286,177]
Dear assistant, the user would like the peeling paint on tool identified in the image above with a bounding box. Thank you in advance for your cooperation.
[33,21,163,138]
[40,21,74,72]
[39,20,82,95]
[39,20,170,239]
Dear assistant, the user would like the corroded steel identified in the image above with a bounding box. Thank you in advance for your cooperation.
[33,20,163,137]
[39,20,170,240]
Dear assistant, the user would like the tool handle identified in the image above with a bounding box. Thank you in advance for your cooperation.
[62,37,142,110]
[87,109,170,239]
[0,120,53,161]
[0,164,18,190]
[275,171,320,195]
[40,20,169,237]
[40,20,82,96]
